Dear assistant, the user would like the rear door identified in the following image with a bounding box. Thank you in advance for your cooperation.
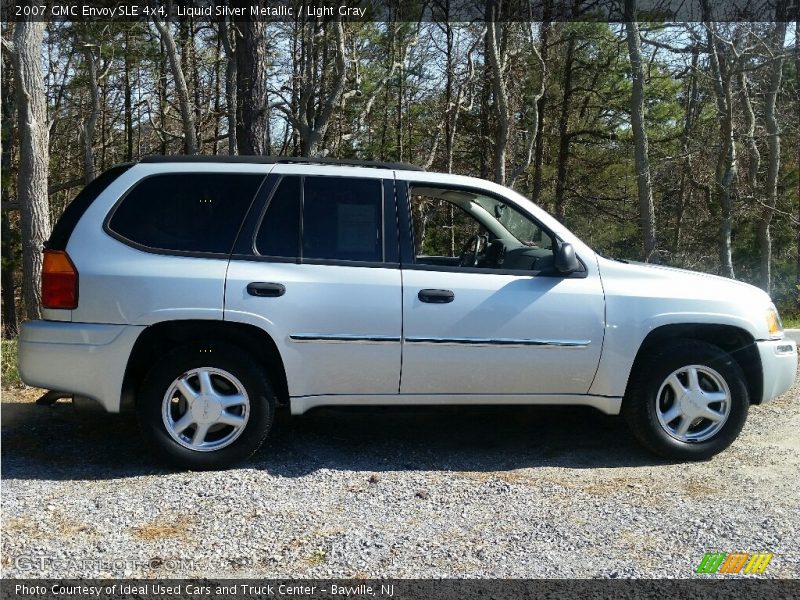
[224,167,402,398]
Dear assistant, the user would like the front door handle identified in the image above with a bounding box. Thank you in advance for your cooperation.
[418,289,455,304]
[247,282,286,298]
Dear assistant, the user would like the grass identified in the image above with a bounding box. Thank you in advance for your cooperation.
[782,317,800,329]
[1,338,21,388]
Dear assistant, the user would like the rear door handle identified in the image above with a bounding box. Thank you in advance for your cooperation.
[418,289,454,304]
[247,282,286,297]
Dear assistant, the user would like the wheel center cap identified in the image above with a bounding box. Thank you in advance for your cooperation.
[680,392,703,416]
[191,395,222,424]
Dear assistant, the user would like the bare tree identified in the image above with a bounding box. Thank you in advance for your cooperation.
[485,13,509,185]
[625,0,658,262]
[272,18,351,157]
[153,14,198,154]
[5,20,51,319]
[79,35,112,183]
[702,7,737,278]
[758,5,788,292]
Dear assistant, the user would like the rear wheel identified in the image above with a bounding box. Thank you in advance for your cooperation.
[623,340,749,460]
[137,342,274,469]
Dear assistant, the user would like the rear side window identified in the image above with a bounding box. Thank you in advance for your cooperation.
[302,176,383,262]
[108,173,264,254]
[48,164,133,251]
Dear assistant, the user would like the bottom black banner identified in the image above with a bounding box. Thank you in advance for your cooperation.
[1,579,799,600]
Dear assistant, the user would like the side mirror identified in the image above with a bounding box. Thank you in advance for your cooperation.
[555,242,580,274]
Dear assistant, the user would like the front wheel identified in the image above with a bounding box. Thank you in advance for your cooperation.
[137,342,275,470]
[622,340,749,460]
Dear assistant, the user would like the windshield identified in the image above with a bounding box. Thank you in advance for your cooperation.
[473,196,551,249]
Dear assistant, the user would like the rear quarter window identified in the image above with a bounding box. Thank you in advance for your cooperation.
[48,164,133,251]
[107,173,264,254]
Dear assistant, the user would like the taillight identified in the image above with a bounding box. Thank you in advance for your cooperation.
[42,249,78,309]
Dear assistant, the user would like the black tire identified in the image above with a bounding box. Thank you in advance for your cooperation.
[622,339,749,460]
[137,342,275,470]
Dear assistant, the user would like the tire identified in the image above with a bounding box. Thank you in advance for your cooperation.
[136,342,275,470]
[622,339,749,460]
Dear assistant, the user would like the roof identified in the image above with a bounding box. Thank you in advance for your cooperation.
[139,155,424,172]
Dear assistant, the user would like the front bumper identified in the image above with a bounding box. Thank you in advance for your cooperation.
[756,337,797,404]
[18,320,144,413]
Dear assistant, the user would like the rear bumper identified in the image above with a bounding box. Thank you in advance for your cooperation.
[756,338,797,404]
[18,320,144,412]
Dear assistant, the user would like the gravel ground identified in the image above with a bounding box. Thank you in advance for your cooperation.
[2,367,799,579]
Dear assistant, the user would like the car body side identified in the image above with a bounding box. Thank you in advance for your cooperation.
[18,163,797,417]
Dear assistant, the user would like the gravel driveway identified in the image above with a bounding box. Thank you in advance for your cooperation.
[2,367,799,579]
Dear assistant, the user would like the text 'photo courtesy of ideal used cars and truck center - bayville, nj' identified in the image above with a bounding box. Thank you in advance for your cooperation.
[1,0,799,598]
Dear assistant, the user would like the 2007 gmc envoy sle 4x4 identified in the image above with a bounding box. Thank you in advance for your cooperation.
[19,156,797,469]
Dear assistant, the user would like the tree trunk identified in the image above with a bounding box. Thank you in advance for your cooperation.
[124,30,133,162]
[796,21,800,286]
[624,1,658,263]
[235,19,269,155]
[10,19,51,320]
[703,12,736,278]
[758,9,787,292]
[486,16,508,185]
[554,30,576,222]
[738,68,759,190]
[674,46,700,254]
[81,45,99,183]
[0,211,18,336]
[297,19,348,157]
[153,16,198,155]
[531,19,550,205]
[1,55,19,336]
[219,18,238,155]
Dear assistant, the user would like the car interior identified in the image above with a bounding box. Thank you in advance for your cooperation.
[409,185,556,273]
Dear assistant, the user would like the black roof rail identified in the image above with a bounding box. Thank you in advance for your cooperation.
[138,155,424,172]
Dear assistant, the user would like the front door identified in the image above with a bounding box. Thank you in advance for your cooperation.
[398,183,605,396]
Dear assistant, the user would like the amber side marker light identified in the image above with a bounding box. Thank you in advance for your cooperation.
[42,249,79,309]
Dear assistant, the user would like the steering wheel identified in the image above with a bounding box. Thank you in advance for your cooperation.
[459,234,488,267]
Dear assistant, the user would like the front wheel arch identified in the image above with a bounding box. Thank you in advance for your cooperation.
[624,323,762,405]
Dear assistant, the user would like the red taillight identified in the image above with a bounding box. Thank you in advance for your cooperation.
[42,250,78,309]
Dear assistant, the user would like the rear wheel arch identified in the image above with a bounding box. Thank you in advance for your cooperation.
[625,323,762,405]
[121,320,289,410]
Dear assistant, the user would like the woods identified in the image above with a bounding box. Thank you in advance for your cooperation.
[1,4,799,333]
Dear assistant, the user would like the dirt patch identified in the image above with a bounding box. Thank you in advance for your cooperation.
[131,517,194,541]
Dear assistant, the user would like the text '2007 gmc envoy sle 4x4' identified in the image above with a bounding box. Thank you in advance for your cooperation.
[18,156,797,469]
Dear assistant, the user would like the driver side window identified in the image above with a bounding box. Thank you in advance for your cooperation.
[410,193,483,264]
[408,185,555,273]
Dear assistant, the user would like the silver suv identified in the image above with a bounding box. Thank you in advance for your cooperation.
[19,157,797,469]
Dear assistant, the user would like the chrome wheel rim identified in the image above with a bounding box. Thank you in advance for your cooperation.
[162,367,250,452]
[655,364,731,443]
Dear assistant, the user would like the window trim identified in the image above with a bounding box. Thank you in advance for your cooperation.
[398,181,587,278]
[103,171,269,259]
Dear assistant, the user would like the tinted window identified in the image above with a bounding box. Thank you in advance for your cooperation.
[108,173,263,254]
[255,176,301,258]
[302,176,383,262]
[49,164,133,250]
